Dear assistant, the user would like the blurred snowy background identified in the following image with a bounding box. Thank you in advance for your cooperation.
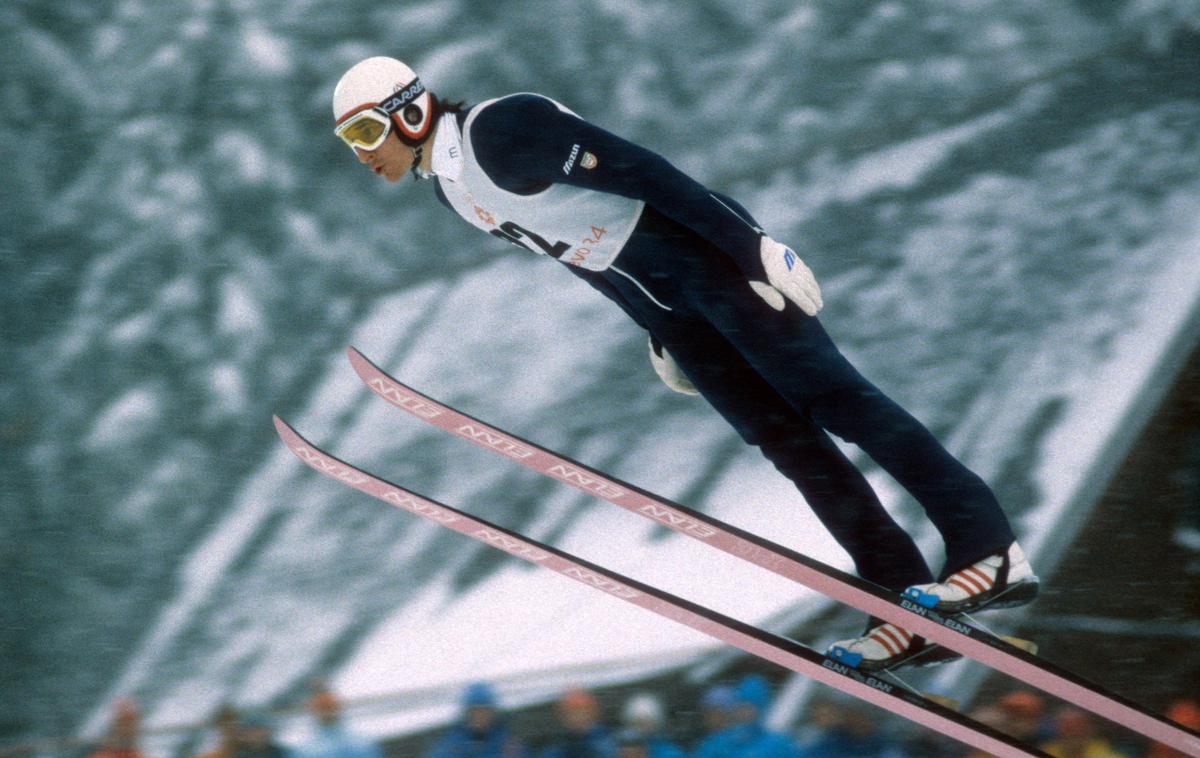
[3,0,1200,750]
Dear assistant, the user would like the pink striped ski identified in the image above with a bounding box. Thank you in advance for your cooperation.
[345,346,1200,757]
[274,415,1049,758]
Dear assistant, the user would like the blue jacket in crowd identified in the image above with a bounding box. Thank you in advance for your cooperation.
[692,676,798,758]
[642,735,686,758]
[428,683,525,758]
[427,722,525,758]
[293,724,382,758]
[537,725,615,758]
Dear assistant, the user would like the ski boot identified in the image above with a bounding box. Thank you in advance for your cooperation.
[903,542,1039,615]
[826,621,962,673]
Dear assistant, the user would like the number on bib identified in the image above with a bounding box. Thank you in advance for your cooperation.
[492,221,571,258]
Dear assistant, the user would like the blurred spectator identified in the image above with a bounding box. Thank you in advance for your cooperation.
[619,693,684,758]
[960,704,1011,758]
[1040,708,1131,758]
[234,713,288,758]
[426,682,525,758]
[961,691,1054,758]
[294,684,381,758]
[537,688,615,758]
[997,691,1053,746]
[195,704,242,758]
[690,685,736,758]
[885,699,962,758]
[614,729,649,758]
[792,699,841,755]
[699,686,735,732]
[891,726,960,758]
[1147,699,1200,758]
[86,699,146,758]
[795,701,895,758]
[703,674,798,758]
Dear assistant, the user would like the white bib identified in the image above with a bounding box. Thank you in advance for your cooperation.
[434,95,644,272]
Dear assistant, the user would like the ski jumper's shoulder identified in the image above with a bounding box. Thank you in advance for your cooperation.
[473,92,562,125]
[468,93,568,194]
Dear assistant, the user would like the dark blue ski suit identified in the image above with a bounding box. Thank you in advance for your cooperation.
[433,94,1016,590]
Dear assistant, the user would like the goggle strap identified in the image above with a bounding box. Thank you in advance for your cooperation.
[378,78,425,115]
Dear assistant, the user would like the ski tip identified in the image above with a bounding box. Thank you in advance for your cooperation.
[272,415,300,444]
[346,345,374,378]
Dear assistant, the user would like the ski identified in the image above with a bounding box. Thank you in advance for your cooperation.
[346,346,1200,756]
[273,415,1049,758]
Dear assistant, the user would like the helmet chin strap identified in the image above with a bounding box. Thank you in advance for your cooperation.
[412,143,437,181]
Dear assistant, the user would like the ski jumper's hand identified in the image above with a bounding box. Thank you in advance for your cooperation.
[648,338,700,396]
[749,236,823,316]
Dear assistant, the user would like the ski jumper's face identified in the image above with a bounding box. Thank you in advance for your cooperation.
[354,129,413,183]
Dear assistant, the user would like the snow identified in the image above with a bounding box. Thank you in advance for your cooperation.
[213,132,271,186]
[93,25,123,59]
[83,385,166,452]
[206,363,249,418]
[116,456,190,524]
[417,38,498,90]
[1020,210,1200,556]
[836,111,1011,201]
[109,312,157,346]
[217,275,267,339]
[242,25,292,75]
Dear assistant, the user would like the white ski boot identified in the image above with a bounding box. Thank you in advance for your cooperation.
[903,542,1039,615]
[826,621,962,672]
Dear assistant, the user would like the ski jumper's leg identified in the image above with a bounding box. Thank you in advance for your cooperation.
[647,317,935,591]
[607,219,1015,578]
[595,217,931,589]
[687,259,1015,576]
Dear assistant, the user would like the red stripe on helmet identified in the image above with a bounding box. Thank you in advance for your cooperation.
[335,102,380,126]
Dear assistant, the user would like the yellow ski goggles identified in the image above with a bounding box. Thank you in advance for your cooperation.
[334,106,393,152]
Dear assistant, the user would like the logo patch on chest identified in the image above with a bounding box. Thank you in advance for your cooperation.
[563,143,580,175]
[581,151,598,169]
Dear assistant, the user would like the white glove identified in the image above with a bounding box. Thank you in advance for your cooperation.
[749,236,823,316]
[649,338,699,396]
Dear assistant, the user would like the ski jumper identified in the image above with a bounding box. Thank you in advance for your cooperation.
[429,94,1016,590]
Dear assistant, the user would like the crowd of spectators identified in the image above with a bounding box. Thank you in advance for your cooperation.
[82,677,1198,758]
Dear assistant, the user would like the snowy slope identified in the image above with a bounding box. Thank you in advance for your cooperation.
[6,0,1200,750]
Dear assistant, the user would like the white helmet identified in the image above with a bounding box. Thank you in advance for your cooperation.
[332,56,433,146]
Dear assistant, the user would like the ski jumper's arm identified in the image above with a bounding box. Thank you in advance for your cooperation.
[470,93,768,282]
